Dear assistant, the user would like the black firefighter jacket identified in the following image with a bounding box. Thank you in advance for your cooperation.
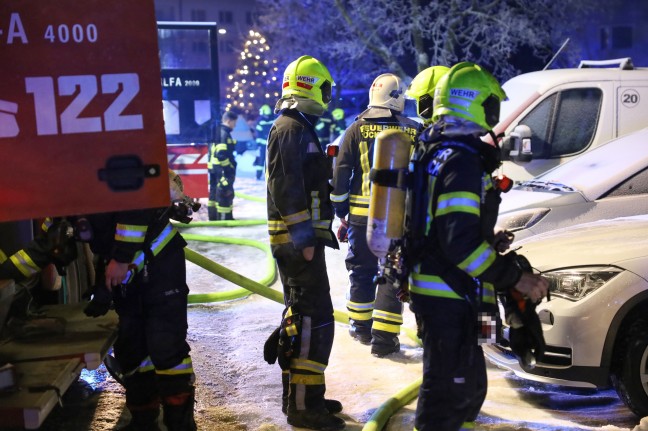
[408,130,522,314]
[266,109,338,251]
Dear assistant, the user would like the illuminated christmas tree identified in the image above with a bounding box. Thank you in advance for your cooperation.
[225,30,280,115]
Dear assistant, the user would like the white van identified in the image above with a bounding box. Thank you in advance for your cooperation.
[495,57,648,182]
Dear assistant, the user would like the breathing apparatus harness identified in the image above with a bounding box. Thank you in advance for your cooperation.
[370,129,511,301]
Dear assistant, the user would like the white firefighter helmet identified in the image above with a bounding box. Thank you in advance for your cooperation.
[368,73,407,112]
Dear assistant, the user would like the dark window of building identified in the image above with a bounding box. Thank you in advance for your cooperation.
[600,27,609,49]
[612,26,633,49]
[246,11,257,25]
[219,11,233,24]
[191,9,207,21]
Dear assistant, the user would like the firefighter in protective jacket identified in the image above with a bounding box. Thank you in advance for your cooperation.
[407,62,548,431]
[208,111,239,220]
[254,104,274,180]
[0,174,197,431]
[330,73,421,356]
[265,55,345,431]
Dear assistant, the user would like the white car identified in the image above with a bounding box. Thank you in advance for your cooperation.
[484,215,648,416]
[496,126,648,242]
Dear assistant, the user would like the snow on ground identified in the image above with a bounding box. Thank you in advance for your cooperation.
[30,151,648,430]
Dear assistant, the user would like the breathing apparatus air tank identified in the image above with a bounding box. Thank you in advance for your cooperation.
[367,129,411,259]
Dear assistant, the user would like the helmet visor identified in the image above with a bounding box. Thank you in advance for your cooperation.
[417,94,434,119]
[320,80,332,105]
[482,94,501,128]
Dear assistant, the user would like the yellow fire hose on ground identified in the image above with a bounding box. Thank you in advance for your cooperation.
[177,209,421,430]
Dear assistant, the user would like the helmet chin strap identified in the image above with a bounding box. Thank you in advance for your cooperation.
[487,130,506,150]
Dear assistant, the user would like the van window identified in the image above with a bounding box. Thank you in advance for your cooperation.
[519,88,602,159]
[605,167,648,197]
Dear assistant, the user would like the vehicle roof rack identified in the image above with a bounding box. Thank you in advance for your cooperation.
[578,57,634,70]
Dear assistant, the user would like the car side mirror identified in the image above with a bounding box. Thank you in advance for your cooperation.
[509,125,533,163]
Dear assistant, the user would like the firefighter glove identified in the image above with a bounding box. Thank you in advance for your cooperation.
[83,284,113,317]
[263,326,280,365]
[277,313,301,370]
[503,252,546,368]
[337,219,349,243]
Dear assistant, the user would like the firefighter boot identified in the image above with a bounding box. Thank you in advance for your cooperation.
[162,388,197,431]
[281,372,342,415]
[121,371,161,431]
[287,407,346,431]
[120,403,161,431]
[208,207,218,221]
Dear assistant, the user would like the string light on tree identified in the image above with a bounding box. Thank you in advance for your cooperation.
[225,30,280,114]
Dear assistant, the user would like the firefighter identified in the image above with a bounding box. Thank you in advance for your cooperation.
[266,55,345,431]
[330,108,346,142]
[0,174,197,431]
[407,62,548,431]
[405,65,450,125]
[254,104,274,180]
[208,111,239,220]
[330,73,422,357]
[314,109,333,150]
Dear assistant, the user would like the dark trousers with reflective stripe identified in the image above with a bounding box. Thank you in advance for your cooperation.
[213,164,236,214]
[113,246,193,406]
[208,169,218,217]
[346,223,402,345]
[254,144,267,172]
[273,243,335,411]
[415,298,486,431]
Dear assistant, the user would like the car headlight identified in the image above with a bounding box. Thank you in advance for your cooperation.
[543,266,622,301]
[496,208,550,232]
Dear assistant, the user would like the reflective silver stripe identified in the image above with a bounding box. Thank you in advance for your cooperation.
[409,272,462,299]
[283,210,310,226]
[311,191,320,221]
[127,223,178,277]
[330,192,349,203]
[436,192,480,216]
[115,223,147,243]
[458,241,495,277]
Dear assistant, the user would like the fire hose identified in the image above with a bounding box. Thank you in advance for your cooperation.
[177,214,422,430]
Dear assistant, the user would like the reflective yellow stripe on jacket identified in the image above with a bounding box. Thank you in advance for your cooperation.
[126,223,179,279]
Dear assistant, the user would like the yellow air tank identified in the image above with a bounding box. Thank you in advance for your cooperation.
[367,129,411,259]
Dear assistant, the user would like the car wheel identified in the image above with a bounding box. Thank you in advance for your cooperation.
[612,319,648,417]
